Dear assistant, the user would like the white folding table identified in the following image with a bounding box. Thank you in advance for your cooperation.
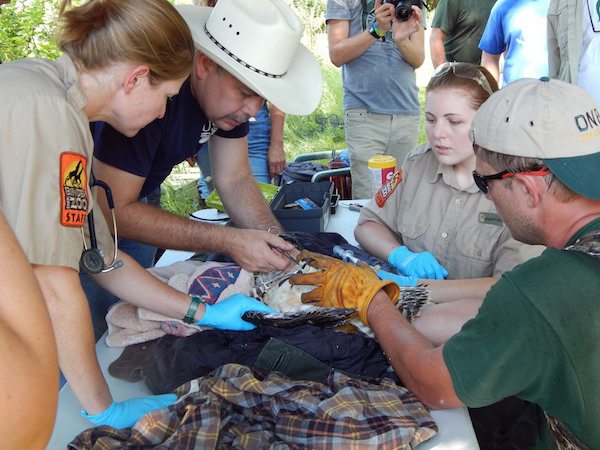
[47,199,479,449]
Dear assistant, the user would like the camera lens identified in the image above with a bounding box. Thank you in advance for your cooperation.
[395,5,413,21]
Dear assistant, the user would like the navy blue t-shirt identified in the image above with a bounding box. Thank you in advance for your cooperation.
[92,77,249,199]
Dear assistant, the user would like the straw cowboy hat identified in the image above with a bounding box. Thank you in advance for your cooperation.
[176,0,323,116]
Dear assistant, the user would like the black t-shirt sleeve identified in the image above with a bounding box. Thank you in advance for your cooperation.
[91,120,164,178]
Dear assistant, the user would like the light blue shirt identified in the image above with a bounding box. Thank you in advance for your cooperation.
[479,0,550,86]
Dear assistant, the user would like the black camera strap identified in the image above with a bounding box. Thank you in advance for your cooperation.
[361,0,372,14]
[360,0,371,29]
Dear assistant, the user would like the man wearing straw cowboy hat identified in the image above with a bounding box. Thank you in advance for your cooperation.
[85,0,323,335]
[292,78,600,448]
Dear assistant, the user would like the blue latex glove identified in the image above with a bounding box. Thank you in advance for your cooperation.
[377,269,418,287]
[388,246,448,280]
[81,393,177,429]
[196,294,275,331]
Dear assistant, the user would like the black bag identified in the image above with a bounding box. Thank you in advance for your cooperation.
[279,161,328,185]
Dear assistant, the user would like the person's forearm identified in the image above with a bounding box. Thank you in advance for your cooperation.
[0,323,57,449]
[412,298,483,346]
[0,217,57,449]
[329,28,378,67]
[395,28,425,68]
[109,185,292,272]
[480,52,500,84]
[91,158,249,254]
[217,172,282,231]
[92,252,206,322]
[423,277,497,302]
[367,291,462,409]
[33,265,112,415]
[429,35,446,68]
[267,104,286,177]
[269,105,285,149]
[0,325,56,449]
[110,200,254,254]
[354,220,402,261]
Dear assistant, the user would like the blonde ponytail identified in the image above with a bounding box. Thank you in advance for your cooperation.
[57,0,194,82]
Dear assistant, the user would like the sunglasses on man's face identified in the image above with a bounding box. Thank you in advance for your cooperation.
[472,167,551,194]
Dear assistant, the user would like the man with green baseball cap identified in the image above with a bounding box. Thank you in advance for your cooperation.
[470,76,600,201]
[293,77,600,448]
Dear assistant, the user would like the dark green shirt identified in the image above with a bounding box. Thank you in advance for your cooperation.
[443,218,600,449]
[431,0,497,64]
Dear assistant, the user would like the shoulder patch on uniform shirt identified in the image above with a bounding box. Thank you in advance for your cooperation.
[375,169,403,207]
[478,212,503,226]
[60,152,88,227]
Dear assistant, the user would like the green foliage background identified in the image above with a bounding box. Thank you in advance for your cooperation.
[289,0,326,49]
[0,0,61,61]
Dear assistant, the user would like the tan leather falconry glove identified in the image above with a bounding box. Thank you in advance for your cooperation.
[289,250,400,326]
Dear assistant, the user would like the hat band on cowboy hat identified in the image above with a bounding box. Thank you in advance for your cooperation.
[203,25,283,79]
[470,77,600,200]
[176,0,323,116]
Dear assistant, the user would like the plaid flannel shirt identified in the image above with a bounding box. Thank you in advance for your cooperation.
[69,363,437,449]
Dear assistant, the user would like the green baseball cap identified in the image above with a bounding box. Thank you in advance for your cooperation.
[470,77,600,200]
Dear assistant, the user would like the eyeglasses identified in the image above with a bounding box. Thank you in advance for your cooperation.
[472,167,551,194]
[431,62,494,96]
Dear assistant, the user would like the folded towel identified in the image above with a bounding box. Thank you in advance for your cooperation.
[105,261,254,347]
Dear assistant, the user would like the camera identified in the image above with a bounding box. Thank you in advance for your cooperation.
[382,0,424,21]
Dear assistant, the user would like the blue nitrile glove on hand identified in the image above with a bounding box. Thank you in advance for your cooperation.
[377,269,418,287]
[196,294,275,331]
[388,246,448,280]
[81,393,177,429]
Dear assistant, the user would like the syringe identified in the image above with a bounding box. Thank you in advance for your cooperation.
[332,245,361,265]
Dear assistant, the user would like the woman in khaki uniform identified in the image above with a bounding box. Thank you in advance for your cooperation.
[0,0,272,434]
[355,63,543,344]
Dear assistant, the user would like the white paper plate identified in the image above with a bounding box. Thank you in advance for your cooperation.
[189,209,229,223]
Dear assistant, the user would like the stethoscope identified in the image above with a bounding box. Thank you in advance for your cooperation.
[79,179,123,274]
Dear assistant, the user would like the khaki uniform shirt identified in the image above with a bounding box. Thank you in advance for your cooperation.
[358,144,543,279]
[548,0,584,84]
[0,54,114,271]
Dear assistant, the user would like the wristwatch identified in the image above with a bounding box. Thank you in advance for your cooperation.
[368,22,385,40]
[183,296,202,324]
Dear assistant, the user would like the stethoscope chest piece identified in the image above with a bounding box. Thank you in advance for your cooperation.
[79,178,122,275]
[80,248,106,275]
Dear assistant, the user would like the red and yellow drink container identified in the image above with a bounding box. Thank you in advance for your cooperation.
[368,155,396,197]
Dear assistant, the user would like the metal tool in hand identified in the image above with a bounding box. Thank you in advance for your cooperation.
[276,247,303,270]
[267,226,303,270]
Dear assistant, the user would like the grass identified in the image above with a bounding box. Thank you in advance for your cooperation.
[160,180,199,218]
[284,60,346,160]
[161,59,429,217]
